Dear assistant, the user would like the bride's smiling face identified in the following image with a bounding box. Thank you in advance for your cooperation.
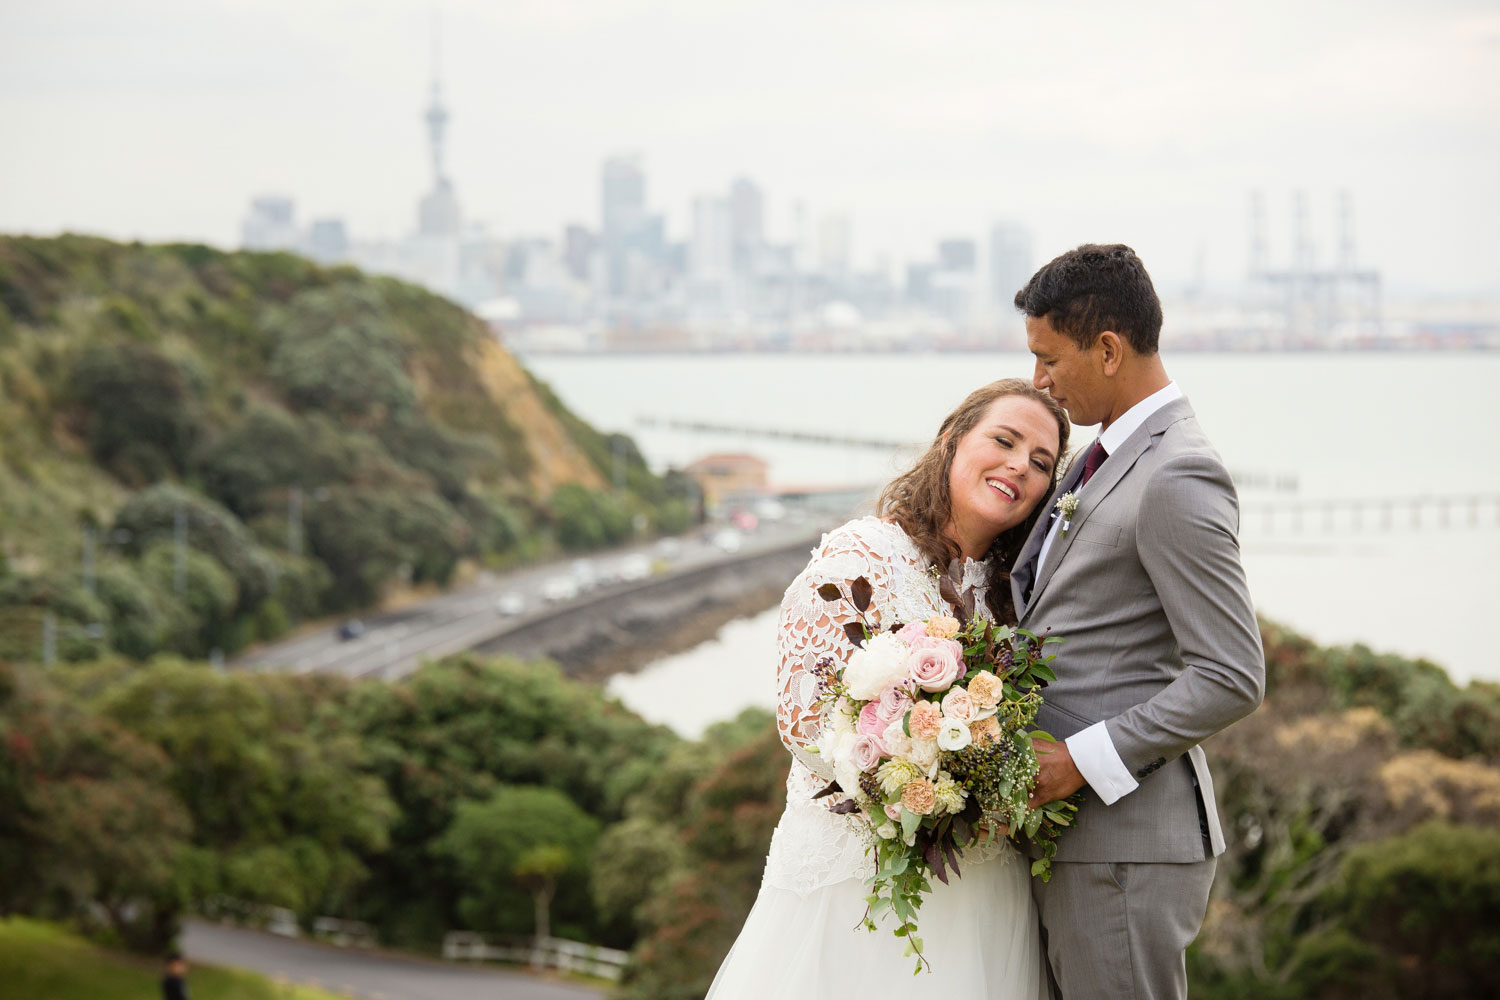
[946,395,1060,542]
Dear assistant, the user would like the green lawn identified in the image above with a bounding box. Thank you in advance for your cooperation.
[0,917,347,1000]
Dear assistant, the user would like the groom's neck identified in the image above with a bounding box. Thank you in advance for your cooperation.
[1100,355,1171,431]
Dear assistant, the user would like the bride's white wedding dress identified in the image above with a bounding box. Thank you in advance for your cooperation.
[705,517,1049,999]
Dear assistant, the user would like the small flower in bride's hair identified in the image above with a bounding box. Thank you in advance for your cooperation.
[1053,491,1080,534]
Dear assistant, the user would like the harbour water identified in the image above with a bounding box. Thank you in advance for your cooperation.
[526,351,1500,735]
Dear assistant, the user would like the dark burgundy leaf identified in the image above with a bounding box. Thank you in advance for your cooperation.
[938,574,965,617]
[830,799,860,814]
[953,814,972,844]
[962,587,976,619]
[812,781,841,800]
[943,839,963,879]
[816,583,843,602]
[842,622,867,647]
[850,576,873,613]
[926,835,949,884]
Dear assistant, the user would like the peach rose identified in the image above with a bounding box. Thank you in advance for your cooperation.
[901,778,937,816]
[908,700,944,741]
[941,686,975,724]
[967,671,1004,711]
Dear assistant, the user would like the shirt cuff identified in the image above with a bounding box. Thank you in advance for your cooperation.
[1065,721,1138,806]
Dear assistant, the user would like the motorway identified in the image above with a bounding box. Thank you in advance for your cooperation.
[233,514,837,681]
[183,920,602,1000]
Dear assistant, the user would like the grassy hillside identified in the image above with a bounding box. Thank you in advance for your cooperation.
[0,917,344,1000]
[0,234,695,662]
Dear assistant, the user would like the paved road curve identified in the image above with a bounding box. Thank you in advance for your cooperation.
[182,921,605,1000]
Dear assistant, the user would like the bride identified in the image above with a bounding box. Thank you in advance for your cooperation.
[706,378,1070,998]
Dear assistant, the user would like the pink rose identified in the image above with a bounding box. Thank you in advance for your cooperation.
[885,802,902,821]
[908,635,964,660]
[876,685,913,726]
[941,686,975,724]
[857,701,886,736]
[909,645,962,693]
[897,622,930,643]
[852,733,886,772]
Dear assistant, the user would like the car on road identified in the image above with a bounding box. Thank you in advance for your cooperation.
[710,528,743,554]
[541,576,581,603]
[617,553,652,582]
[337,619,365,641]
[494,593,525,616]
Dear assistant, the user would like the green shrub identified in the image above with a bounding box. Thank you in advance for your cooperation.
[549,483,632,551]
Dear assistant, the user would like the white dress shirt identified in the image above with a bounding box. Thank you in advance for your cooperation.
[1045,381,1183,806]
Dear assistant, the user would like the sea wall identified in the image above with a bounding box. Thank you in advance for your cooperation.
[475,533,821,680]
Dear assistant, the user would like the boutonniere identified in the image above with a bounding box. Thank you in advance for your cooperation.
[1052,491,1080,535]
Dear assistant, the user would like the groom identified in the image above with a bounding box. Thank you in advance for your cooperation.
[1009,245,1264,999]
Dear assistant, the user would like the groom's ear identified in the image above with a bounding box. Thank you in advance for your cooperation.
[1097,331,1125,376]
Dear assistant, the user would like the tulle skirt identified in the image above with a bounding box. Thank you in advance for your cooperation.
[705,846,1050,999]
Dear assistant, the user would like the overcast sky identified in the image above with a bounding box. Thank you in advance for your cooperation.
[2,0,1497,294]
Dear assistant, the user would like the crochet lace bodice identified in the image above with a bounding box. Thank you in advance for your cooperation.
[762,517,1012,897]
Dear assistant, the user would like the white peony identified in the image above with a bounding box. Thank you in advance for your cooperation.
[842,633,912,700]
[937,717,973,752]
[875,821,899,840]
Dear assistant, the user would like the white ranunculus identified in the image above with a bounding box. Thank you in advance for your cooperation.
[843,633,911,700]
[937,717,973,752]
[875,821,899,840]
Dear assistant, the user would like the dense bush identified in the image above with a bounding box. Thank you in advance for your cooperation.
[550,483,634,551]
[338,655,677,947]
[66,342,205,484]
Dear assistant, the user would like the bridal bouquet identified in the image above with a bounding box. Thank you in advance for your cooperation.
[808,571,1078,972]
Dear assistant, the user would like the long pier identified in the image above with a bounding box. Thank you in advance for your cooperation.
[638,415,1300,493]
[1242,494,1500,534]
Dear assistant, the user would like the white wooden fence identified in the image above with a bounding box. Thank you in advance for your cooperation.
[442,931,630,980]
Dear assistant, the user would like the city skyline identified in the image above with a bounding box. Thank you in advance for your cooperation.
[2,0,1498,296]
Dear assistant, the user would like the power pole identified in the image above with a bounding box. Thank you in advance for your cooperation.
[42,612,56,666]
[173,505,187,596]
[288,485,304,556]
[82,525,96,595]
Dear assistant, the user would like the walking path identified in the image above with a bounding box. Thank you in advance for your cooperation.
[182,921,605,1000]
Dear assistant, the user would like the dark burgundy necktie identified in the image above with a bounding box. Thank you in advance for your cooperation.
[1080,440,1109,487]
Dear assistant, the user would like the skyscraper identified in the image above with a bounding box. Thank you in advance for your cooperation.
[990,222,1034,307]
[601,156,646,297]
[241,196,298,251]
[729,177,764,275]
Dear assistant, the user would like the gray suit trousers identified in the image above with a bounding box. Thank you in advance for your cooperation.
[1031,857,1217,1000]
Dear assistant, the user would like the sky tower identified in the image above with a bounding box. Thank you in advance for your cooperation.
[417,18,461,238]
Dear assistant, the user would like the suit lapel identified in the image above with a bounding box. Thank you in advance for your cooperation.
[1022,397,1194,618]
[1012,454,1087,620]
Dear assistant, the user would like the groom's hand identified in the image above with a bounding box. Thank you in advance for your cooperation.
[1028,737,1086,809]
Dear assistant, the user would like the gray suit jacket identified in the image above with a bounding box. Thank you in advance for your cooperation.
[1011,396,1264,863]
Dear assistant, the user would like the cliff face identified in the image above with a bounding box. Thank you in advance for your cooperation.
[0,234,671,660]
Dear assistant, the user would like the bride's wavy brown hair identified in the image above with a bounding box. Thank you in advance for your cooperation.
[878,379,1070,625]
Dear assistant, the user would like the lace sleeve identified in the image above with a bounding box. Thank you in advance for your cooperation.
[776,520,898,779]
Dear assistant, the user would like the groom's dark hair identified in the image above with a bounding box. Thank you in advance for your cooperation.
[1014,243,1163,355]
